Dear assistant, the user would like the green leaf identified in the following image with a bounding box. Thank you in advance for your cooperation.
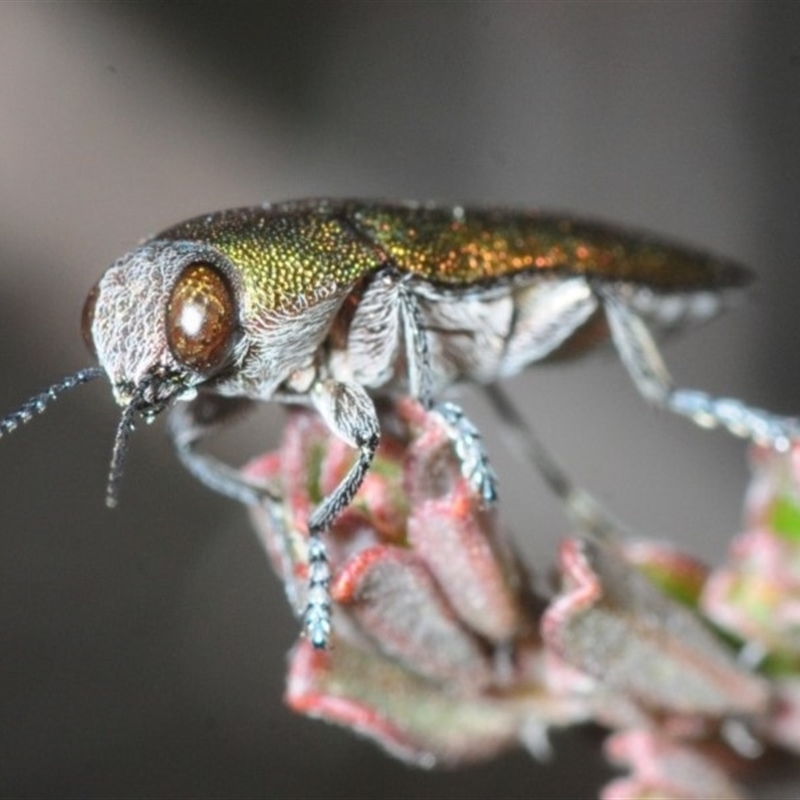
[770,494,800,542]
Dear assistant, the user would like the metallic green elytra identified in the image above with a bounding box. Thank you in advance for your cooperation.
[156,199,749,307]
[2,199,796,649]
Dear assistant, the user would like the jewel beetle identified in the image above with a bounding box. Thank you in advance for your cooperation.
[2,199,797,648]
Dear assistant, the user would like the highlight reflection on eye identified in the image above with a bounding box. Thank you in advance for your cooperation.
[166,263,237,374]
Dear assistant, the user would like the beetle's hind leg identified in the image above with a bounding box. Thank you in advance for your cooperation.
[598,286,800,449]
[483,383,629,542]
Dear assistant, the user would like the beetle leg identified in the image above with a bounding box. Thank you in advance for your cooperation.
[168,393,282,505]
[307,379,380,648]
[399,285,500,506]
[169,394,307,615]
[398,284,434,408]
[433,401,499,505]
[483,384,629,542]
[600,287,800,450]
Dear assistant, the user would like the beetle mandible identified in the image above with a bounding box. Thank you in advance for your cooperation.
[3,199,798,648]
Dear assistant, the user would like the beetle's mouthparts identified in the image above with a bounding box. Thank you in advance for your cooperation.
[105,370,187,509]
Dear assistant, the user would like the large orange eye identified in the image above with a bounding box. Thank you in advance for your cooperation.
[81,282,99,358]
[166,263,237,374]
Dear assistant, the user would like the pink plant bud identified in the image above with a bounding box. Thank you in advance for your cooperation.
[243,400,587,766]
[744,441,800,535]
[602,730,746,800]
[702,442,800,663]
[401,396,529,642]
[331,544,495,691]
[622,540,709,608]
[406,482,525,643]
[543,539,770,717]
[241,401,800,793]
[285,637,537,767]
[761,677,800,754]
[702,528,800,657]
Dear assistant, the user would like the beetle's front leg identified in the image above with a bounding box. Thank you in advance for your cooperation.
[599,286,800,449]
[168,393,281,505]
[169,394,306,614]
[306,379,380,648]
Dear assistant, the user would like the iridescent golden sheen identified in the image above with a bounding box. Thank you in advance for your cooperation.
[156,201,750,317]
[157,205,380,317]
[351,204,749,289]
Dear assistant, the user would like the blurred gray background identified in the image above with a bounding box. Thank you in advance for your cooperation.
[1,2,800,798]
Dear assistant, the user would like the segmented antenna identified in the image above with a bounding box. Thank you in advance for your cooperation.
[105,400,137,509]
[0,367,105,437]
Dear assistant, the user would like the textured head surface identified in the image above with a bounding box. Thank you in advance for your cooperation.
[89,240,236,407]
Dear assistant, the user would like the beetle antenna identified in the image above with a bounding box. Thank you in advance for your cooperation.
[0,367,105,438]
[105,398,137,509]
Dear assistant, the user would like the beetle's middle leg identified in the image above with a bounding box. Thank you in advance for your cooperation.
[483,383,631,543]
[398,284,499,505]
[599,286,800,449]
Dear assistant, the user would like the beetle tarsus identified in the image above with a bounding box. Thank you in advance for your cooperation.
[600,286,800,450]
[668,390,800,451]
[434,401,499,506]
[302,379,381,646]
[301,436,378,648]
[303,534,333,649]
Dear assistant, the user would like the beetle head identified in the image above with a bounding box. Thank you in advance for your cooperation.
[83,240,242,412]
[81,240,243,505]
[0,239,246,506]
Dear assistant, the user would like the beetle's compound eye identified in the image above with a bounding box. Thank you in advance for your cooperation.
[81,282,100,359]
[166,263,237,375]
